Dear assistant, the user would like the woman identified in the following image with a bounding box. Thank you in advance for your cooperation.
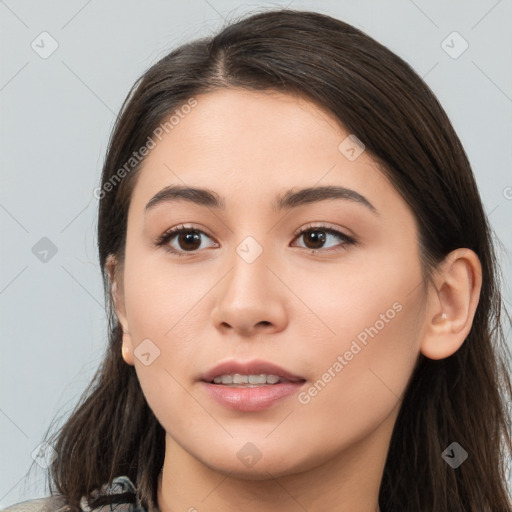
[5,8,511,512]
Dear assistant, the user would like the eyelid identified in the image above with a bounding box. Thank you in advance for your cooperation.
[292,221,353,239]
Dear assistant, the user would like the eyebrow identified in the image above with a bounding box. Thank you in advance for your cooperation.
[144,184,378,215]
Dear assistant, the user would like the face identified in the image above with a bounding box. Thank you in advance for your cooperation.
[112,88,429,478]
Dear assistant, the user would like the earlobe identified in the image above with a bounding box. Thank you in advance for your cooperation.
[106,254,135,367]
[122,341,135,366]
[420,249,482,360]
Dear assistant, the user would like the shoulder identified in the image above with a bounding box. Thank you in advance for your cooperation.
[2,476,144,512]
[79,476,144,512]
[1,495,67,512]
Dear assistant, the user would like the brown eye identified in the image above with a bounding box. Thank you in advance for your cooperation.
[293,226,355,252]
[174,230,202,251]
[156,225,217,255]
[301,229,327,250]
[156,223,355,257]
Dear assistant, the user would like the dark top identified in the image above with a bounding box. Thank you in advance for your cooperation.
[2,476,146,512]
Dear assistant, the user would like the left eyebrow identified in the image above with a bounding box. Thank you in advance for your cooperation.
[144,184,378,215]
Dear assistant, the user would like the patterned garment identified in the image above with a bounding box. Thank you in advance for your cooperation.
[1,476,146,512]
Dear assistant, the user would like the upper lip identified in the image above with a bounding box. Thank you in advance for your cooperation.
[200,359,306,383]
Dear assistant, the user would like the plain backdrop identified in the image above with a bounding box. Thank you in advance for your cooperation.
[1,0,511,506]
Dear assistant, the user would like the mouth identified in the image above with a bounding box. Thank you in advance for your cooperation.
[199,359,306,412]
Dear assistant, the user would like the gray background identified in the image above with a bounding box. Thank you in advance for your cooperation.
[1,0,511,506]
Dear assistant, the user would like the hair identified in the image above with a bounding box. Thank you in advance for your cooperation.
[36,8,511,512]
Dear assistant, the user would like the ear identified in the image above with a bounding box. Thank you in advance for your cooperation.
[420,248,482,360]
[106,254,134,366]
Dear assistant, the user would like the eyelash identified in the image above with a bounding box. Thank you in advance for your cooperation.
[155,223,357,257]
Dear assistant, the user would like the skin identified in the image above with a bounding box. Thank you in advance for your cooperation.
[107,88,482,512]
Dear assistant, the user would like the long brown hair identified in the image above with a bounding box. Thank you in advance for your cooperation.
[37,8,512,511]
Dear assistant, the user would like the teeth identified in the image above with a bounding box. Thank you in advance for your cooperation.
[212,373,283,385]
[233,374,248,384]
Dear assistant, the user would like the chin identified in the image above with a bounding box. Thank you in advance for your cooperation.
[198,448,314,481]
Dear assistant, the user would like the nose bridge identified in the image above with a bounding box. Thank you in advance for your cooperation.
[211,227,288,333]
[223,206,274,277]
[228,232,272,298]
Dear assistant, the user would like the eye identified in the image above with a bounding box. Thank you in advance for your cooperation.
[155,223,356,257]
[155,224,218,256]
[291,223,356,252]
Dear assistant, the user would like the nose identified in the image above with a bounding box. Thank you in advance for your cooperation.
[211,246,288,337]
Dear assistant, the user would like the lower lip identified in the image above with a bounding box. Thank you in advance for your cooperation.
[200,381,306,412]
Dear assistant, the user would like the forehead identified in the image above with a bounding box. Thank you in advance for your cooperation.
[128,88,398,217]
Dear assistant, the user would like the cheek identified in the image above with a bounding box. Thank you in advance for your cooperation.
[289,250,424,426]
[122,247,213,342]
[121,252,240,425]
[287,300,423,459]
